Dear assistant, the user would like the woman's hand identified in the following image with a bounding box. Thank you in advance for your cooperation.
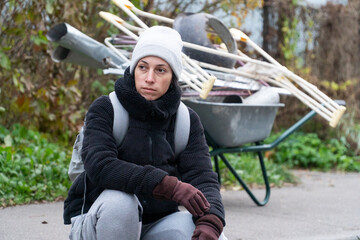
[192,214,223,240]
[153,175,210,217]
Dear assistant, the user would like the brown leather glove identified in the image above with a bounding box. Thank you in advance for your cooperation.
[192,214,224,240]
[153,175,210,217]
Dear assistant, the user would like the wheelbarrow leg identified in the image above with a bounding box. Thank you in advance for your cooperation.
[217,147,270,206]
[255,142,271,205]
[214,155,221,185]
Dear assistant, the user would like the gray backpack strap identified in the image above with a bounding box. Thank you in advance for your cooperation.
[174,101,190,158]
[68,125,85,182]
[109,91,129,147]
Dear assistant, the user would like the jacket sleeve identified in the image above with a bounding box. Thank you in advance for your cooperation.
[177,108,226,226]
[81,96,168,196]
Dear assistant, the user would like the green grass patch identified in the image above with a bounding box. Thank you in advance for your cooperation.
[214,129,359,189]
[265,131,360,171]
[0,124,71,207]
[1,123,359,206]
[215,152,299,189]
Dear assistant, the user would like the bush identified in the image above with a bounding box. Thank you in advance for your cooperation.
[265,130,360,171]
[0,124,71,207]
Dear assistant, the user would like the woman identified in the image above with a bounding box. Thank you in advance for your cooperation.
[64,26,227,240]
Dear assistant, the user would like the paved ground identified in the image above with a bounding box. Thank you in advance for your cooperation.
[0,170,359,240]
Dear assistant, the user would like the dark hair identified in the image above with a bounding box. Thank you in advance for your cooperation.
[171,71,177,84]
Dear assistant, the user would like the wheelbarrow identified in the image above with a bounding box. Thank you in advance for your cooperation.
[183,94,320,206]
[46,19,345,207]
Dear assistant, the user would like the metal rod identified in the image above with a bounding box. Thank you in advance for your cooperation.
[218,152,270,206]
[213,155,221,185]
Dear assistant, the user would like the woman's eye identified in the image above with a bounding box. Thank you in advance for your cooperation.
[157,68,166,73]
[138,65,146,70]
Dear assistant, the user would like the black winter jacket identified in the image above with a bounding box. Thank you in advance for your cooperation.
[63,68,225,225]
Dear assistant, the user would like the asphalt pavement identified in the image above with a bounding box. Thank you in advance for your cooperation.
[1,170,359,240]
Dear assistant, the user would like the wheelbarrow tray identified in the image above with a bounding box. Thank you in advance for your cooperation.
[183,98,284,147]
[185,98,318,206]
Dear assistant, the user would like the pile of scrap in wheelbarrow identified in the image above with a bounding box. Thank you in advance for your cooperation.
[47,0,346,205]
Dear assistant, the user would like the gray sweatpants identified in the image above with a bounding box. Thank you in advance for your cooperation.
[69,190,227,240]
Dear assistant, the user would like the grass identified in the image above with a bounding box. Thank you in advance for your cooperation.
[1,123,358,207]
[0,124,71,207]
[264,130,360,171]
[215,129,359,190]
[214,152,299,189]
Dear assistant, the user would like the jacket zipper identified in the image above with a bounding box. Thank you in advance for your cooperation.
[149,135,153,164]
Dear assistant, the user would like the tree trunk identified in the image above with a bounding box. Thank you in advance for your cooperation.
[262,0,270,53]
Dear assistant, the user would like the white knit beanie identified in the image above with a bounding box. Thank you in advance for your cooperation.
[130,26,183,80]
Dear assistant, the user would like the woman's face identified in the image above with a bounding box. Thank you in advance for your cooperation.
[134,56,173,101]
